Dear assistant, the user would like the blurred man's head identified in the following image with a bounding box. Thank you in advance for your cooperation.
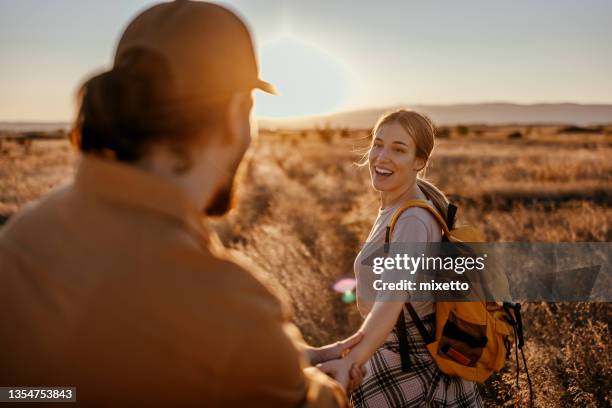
[71,1,275,216]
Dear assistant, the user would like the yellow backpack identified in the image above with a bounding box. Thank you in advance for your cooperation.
[385,200,528,385]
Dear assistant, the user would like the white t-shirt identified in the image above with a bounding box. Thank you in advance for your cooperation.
[354,198,442,319]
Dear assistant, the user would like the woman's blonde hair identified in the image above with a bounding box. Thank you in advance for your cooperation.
[371,109,450,220]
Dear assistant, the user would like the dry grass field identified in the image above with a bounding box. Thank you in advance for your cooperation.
[1,124,610,407]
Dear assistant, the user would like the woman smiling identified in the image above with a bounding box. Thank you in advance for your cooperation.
[318,109,483,407]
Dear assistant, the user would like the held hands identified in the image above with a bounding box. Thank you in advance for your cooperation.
[308,331,363,366]
[317,356,365,393]
[308,332,367,393]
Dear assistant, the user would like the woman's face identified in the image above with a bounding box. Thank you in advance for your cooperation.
[368,121,424,193]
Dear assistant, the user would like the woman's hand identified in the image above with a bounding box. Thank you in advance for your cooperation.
[306,332,368,392]
[307,332,363,365]
[347,363,368,393]
[316,358,352,390]
[317,356,367,393]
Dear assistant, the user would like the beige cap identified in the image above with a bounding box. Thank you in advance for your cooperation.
[114,0,276,103]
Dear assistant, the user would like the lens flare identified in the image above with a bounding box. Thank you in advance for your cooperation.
[333,278,357,304]
[333,278,356,293]
[341,290,356,304]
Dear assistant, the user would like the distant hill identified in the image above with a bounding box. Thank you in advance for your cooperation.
[2,103,612,132]
[259,103,612,129]
[0,122,70,133]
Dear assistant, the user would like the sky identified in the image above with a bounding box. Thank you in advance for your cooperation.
[0,0,611,121]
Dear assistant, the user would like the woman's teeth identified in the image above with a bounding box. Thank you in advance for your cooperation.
[375,167,393,176]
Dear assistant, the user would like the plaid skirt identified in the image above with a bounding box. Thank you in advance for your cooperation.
[350,314,483,408]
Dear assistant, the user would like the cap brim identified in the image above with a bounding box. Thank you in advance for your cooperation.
[254,79,278,95]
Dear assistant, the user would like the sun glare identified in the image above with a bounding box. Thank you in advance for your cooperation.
[255,35,351,119]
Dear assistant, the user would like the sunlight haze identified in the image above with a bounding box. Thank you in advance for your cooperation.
[0,0,611,121]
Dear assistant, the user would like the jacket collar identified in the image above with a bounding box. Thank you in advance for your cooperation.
[74,154,206,233]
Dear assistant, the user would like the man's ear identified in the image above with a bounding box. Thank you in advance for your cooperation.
[225,91,253,147]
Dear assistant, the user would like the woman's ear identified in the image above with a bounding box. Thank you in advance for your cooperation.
[413,156,426,172]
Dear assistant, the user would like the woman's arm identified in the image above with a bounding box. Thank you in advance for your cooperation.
[346,300,405,365]
[318,214,431,388]
[300,332,363,365]
[350,212,431,365]
[317,300,405,388]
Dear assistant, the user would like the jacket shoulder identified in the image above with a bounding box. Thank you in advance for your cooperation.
[1,185,71,233]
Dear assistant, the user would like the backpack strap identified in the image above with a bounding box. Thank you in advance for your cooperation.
[394,303,435,372]
[386,199,455,372]
[405,303,434,344]
[395,305,413,371]
[385,200,452,250]
[447,203,458,230]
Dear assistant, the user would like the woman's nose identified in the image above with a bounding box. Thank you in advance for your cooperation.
[376,148,391,163]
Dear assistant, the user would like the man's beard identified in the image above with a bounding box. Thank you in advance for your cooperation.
[204,180,236,216]
[204,154,247,217]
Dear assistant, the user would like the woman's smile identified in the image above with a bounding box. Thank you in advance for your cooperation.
[368,122,421,193]
[374,166,393,176]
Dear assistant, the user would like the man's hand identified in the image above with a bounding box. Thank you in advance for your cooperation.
[347,363,367,393]
[307,332,363,365]
[317,358,367,394]
[317,359,351,390]
[305,332,367,393]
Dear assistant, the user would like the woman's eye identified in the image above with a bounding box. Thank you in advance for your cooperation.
[394,148,405,153]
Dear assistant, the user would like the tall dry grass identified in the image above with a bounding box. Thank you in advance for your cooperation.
[1,126,610,407]
[212,130,610,407]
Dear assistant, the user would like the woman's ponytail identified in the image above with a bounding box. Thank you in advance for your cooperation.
[416,177,450,221]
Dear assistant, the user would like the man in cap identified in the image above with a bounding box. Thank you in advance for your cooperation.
[0,1,361,406]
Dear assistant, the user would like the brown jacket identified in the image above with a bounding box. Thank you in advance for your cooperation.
[0,155,348,407]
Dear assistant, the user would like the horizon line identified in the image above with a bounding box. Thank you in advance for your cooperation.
[4,100,612,124]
